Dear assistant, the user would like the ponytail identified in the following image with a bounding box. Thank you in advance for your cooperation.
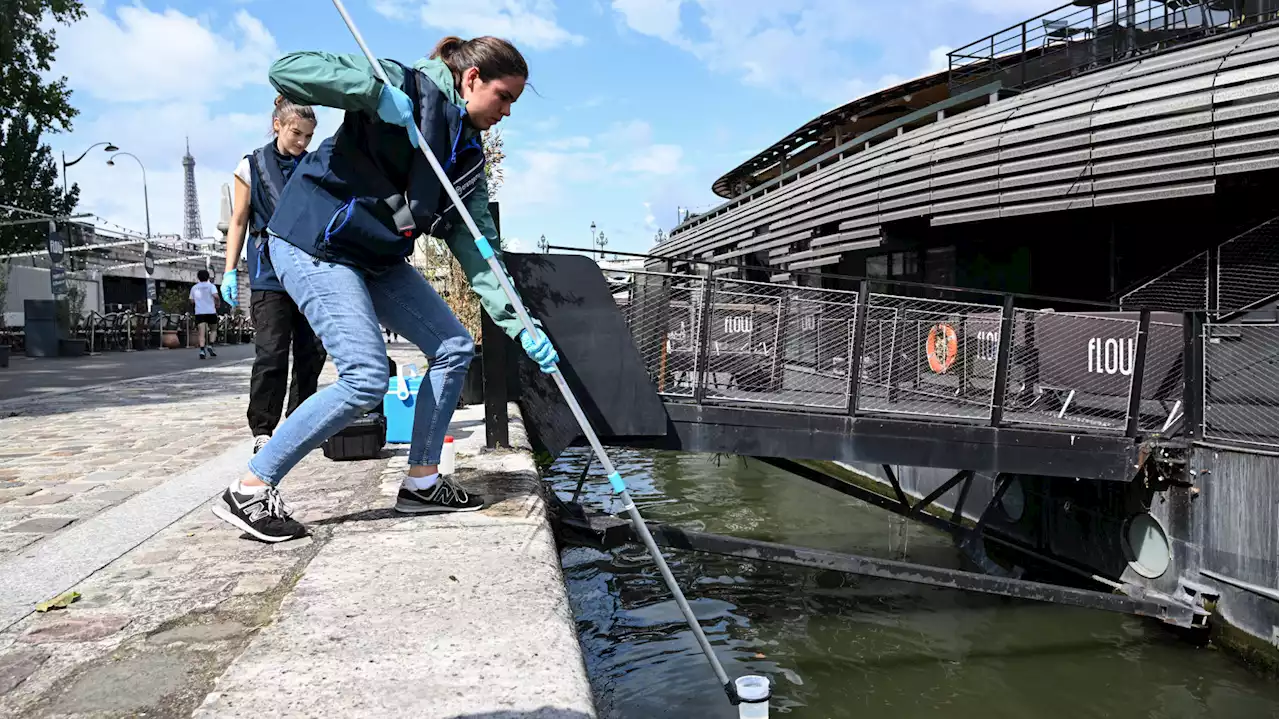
[429,35,528,89]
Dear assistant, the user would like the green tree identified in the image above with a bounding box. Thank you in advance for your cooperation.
[0,0,86,254]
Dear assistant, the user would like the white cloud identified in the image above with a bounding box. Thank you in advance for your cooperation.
[621,144,683,175]
[642,201,657,231]
[374,0,584,51]
[501,118,689,238]
[926,45,954,74]
[611,0,683,41]
[964,0,1063,14]
[610,0,1063,103]
[502,235,532,252]
[57,7,278,104]
[541,136,592,150]
[48,6,296,244]
[502,148,608,210]
[64,103,274,242]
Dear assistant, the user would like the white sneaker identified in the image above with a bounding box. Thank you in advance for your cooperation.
[253,435,270,454]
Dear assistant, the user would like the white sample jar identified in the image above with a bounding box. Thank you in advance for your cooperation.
[735,675,770,719]
[440,435,456,475]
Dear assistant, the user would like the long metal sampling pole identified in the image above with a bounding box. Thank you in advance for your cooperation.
[329,0,737,702]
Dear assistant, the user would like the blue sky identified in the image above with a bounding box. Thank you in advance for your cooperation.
[46,0,1059,256]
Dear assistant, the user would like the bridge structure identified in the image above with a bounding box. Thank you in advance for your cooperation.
[484,4,1279,659]
[481,225,1276,638]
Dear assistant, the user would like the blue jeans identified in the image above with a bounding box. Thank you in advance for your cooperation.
[248,235,474,485]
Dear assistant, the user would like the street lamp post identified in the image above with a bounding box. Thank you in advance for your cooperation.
[589,221,597,260]
[106,152,150,239]
[597,232,608,260]
[62,141,119,197]
[107,151,152,314]
[538,234,548,253]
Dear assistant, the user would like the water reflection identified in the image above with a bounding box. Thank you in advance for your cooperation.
[552,449,1276,718]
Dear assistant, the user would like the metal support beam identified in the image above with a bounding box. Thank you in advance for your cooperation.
[1182,312,1204,441]
[845,280,870,415]
[907,469,971,519]
[951,470,975,524]
[692,266,716,404]
[883,463,909,507]
[558,510,1203,628]
[753,457,1128,594]
[1125,309,1151,437]
[990,294,1016,426]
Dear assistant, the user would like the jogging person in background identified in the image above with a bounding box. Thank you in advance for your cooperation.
[190,270,219,359]
[221,96,328,455]
[211,35,559,543]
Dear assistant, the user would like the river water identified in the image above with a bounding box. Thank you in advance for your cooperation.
[549,448,1276,718]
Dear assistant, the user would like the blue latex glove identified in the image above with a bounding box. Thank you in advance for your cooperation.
[376,85,419,148]
[220,269,238,307]
[519,327,559,374]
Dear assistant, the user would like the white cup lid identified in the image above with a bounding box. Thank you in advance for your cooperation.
[735,675,770,702]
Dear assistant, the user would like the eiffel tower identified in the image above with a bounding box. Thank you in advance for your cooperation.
[181,137,202,244]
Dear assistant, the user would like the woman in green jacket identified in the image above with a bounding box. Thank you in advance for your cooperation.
[212,36,558,543]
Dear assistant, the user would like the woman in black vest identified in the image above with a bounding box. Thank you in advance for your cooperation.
[212,36,559,543]
[221,97,328,456]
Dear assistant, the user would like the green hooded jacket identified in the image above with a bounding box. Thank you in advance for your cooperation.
[268,52,524,340]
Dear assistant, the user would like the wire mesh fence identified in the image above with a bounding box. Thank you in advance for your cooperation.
[605,260,1267,446]
[610,269,705,398]
[1217,219,1279,314]
[1202,323,1279,449]
[856,294,1004,421]
[710,280,859,410]
[1136,319,1187,434]
[1118,252,1208,311]
[1001,309,1141,431]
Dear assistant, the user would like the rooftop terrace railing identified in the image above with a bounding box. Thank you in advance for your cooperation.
[948,0,1279,93]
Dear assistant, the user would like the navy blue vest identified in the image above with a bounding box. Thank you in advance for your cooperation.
[245,142,304,292]
[267,62,486,270]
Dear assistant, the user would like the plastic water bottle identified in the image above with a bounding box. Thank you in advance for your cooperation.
[440,435,456,475]
[735,675,770,719]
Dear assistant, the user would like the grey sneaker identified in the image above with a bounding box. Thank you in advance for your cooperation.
[253,435,270,454]
[394,477,483,514]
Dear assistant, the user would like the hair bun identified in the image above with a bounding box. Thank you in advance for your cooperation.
[431,35,465,60]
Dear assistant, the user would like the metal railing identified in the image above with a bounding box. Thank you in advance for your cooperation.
[948,0,1279,93]
[1119,218,1279,316]
[606,265,1204,439]
[1200,321,1279,448]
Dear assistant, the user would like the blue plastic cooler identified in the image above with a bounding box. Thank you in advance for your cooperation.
[384,364,424,444]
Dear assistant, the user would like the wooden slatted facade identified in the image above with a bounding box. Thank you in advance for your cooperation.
[658,26,1279,277]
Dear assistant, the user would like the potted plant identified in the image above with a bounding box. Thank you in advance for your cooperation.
[158,288,187,349]
[56,284,88,357]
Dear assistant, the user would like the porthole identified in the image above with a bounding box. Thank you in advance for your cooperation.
[1124,513,1171,579]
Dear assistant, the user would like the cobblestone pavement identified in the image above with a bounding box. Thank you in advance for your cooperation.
[0,360,261,562]
[0,344,469,717]
[0,445,390,717]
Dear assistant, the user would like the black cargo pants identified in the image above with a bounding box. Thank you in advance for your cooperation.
[247,289,327,437]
